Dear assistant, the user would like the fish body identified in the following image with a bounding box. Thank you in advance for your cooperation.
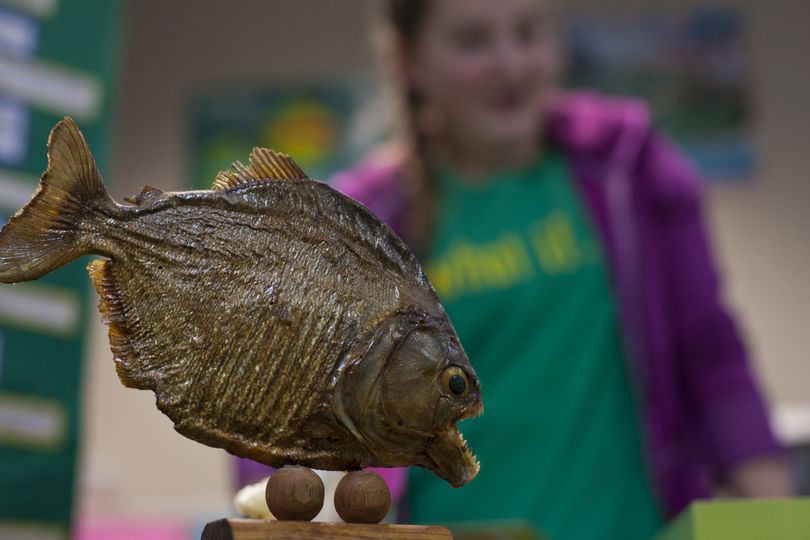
[0,119,481,486]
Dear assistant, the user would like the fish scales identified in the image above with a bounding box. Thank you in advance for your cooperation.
[0,119,483,486]
[102,196,396,440]
[131,200,369,426]
[289,310,345,425]
[221,320,274,424]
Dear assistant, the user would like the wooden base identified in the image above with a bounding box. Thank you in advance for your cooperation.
[201,519,453,539]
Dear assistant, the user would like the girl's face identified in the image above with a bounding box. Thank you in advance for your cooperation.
[406,0,558,155]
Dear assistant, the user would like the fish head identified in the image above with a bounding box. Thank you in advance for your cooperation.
[336,308,483,487]
[379,316,483,486]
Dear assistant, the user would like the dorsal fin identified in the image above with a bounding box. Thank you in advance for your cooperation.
[124,185,163,205]
[211,148,309,191]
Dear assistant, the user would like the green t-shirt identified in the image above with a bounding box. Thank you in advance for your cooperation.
[407,152,661,540]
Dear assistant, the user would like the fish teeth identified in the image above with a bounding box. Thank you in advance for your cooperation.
[452,423,479,475]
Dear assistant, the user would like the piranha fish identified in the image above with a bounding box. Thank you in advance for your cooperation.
[0,118,482,486]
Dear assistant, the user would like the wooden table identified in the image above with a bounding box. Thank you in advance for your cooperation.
[201,519,453,539]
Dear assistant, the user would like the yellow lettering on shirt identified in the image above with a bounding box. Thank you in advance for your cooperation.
[427,214,596,301]
[531,211,582,275]
[427,233,534,300]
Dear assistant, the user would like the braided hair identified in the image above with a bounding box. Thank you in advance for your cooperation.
[377,0,437,257]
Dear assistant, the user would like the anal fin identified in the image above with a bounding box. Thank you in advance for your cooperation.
[87,258,147,389]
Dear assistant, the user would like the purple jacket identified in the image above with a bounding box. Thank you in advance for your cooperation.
[329,91,784,518]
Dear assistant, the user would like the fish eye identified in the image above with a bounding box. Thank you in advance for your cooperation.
[441,366,470,398]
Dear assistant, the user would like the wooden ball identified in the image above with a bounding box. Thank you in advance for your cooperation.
[265,466,324,521]
[334,470,391,524]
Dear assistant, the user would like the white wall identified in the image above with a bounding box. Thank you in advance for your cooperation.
[78,0,810,520]
[706,0,810,407]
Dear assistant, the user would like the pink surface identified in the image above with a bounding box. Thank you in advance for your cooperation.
[74,520,186,540]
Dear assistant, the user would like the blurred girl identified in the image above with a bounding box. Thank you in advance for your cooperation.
[330,0,791,538]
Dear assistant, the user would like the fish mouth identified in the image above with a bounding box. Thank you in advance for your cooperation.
[426,401,483,487]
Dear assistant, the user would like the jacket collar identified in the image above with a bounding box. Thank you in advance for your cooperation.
[545,90,652,161]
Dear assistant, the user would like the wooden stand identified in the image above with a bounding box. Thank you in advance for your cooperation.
[206,467,452,539]
[201,519,453,539]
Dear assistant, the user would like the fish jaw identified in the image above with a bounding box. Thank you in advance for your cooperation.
[425,401,483,487]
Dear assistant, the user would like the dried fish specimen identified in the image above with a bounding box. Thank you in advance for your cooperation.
[0,118,482,486]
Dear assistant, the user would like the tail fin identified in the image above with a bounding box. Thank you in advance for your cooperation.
[0,117,110,283]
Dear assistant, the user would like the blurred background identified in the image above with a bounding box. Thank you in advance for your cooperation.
[0,0,808,538]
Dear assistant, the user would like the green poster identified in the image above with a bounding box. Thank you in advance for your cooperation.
[565,9,754,181]
[191,85,374,189]
[0,0,123,537]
